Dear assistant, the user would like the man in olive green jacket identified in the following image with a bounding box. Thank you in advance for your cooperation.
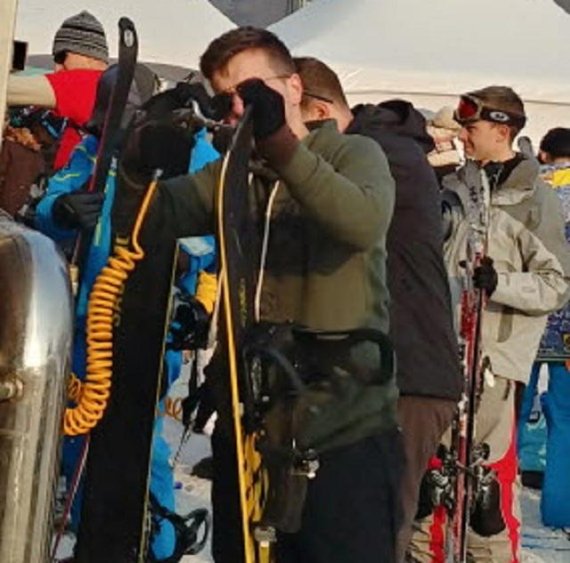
[120,27,402,563]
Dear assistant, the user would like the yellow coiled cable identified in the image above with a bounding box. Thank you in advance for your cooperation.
[64,178,159,436]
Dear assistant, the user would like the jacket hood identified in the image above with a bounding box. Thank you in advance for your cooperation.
[493,154,541,206]
[349,100,435,154]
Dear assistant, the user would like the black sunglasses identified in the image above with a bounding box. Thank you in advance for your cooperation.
[53,51,68,65]
[210,92,234,121]
[211,75,293,120]
[303,90,334,104]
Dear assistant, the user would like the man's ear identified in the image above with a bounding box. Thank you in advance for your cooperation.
[288,73,304,106]
[495,123,512,145]
[300,99,331,123]
[313,101,331,120]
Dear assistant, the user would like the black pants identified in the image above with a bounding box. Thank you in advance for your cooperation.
[212,427,404,563]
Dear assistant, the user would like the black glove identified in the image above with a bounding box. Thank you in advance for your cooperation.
[121,118,196,181]
[236,78,286,140]
[52,190,105,231]
[139,122,195,179]
[169,296,210,351]
[473,256,498,296]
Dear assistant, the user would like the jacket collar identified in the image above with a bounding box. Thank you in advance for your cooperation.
[491,154,540,206]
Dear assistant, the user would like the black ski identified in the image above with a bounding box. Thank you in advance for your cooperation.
[72,16,138,279]
[73,17,164,563]
[216,107,277,562]
[88,17,138,195]
[74,65,220,561]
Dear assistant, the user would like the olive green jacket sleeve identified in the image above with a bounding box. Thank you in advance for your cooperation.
[152,159,222,238]
[154,125,395,246]
[271,131,395,250]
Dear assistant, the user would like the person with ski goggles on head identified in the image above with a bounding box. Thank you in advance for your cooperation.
[411,86,570,563]
[7,11,108,170]
[119,26,402,563]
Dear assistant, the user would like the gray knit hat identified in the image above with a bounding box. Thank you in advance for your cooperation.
[52,11,108,63]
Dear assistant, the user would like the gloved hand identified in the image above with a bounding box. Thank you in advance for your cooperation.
[121,119,195,182]
[52,190,105,231]
[236,78,299,167]
[138,121,195,179]
[236,78,286,140]
[169,296,210,351]
[473,256,498,297]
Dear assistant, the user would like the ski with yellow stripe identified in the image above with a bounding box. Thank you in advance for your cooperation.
[216,106,274,563]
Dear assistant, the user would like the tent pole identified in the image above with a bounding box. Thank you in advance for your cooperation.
[0,0,18,151]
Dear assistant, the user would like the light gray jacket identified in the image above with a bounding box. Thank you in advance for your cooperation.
[443,155,570,383]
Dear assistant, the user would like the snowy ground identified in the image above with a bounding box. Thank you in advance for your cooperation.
[519,488,570,562]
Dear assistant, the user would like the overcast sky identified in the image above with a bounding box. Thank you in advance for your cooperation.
[209,0,293,27]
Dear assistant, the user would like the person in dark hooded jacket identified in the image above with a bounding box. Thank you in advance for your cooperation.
[295,57,462,562]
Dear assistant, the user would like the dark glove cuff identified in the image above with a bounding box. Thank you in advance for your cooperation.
[256,125,299,169]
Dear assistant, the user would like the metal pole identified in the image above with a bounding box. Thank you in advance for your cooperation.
[0,0,19,151]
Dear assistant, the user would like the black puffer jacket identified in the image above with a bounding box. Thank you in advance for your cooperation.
[348,100,462,400]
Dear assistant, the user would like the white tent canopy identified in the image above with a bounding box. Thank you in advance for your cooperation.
[15,0,234,70]
[270,0,570,142]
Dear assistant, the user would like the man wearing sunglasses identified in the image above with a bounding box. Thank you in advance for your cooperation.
[412,86,570,562]
[293,56,462,563]
[120,26,402,563]
[7,11,108,170]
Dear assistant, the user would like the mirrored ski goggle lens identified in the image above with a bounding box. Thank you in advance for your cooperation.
[455,96,480,122]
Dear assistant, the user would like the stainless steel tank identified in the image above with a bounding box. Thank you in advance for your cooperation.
[0,212,73,562]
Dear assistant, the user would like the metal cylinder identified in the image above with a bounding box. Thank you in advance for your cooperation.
[0,213,73,562]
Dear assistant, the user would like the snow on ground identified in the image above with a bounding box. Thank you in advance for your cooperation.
[520,487,570,562]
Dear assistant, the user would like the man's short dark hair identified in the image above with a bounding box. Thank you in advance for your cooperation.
[540,127,570,159]
[200,27,295,81]
[468,85,526,138]
[294,56,349,109]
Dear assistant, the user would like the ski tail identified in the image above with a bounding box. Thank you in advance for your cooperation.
[88,17,138,195]
[71,17,138,278]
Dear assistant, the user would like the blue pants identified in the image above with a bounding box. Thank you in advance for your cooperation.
[520,362,570,527]
[63,350,182,559]
[147,350,184,560]
[150,415,177,560]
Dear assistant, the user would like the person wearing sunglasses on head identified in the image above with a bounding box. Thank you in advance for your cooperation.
[7,11,108,170]
[412,86,570,563]
[120,26,401,563]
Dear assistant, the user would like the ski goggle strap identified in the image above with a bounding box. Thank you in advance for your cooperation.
[454,95,526,128]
